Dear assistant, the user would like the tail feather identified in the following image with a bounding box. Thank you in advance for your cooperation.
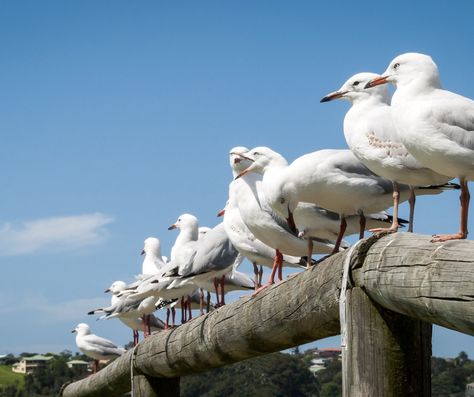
[418,182,461,190]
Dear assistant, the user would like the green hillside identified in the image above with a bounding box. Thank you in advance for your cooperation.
[0,365,24,388]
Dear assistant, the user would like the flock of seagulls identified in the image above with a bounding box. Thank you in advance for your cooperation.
[72,52,474,373]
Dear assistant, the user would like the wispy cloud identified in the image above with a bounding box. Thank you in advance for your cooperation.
[0,293,109,324]
[0,213,114,256]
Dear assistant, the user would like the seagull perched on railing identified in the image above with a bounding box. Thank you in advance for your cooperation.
[321,71,455,233]
[72,323,126,373]
[237,146,451,258]
[365,52,474,242]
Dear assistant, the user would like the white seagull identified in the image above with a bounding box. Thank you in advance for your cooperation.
[321,72,454,232]
[229,147,338,293]
[223,146,308,288]
[237,146,449,254]
[88,281,165,345]
[72,323,126,373]
[366,52,474,241]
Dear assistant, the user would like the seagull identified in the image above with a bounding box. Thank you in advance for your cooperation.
[321,72,454,232]
[220,201,306,289]
[365,53,474,242]
[229,147,338,293]
[89,281,165,345]
[168,214,199,276]
[72,323,126,373]
[140,237,167,275]
[169,222,243,307]
[237,146,450,254]
[222,147,308,287]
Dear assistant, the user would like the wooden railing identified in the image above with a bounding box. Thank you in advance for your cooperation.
[61,233,474,397]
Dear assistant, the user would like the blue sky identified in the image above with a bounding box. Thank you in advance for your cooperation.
[1,1,473,358]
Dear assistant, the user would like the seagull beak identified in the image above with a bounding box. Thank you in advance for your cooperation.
[217,209,225,217]
[235,169,249,179]
[365,75,389,89]
[320,90,347,103]
[140,249,145,256]
[168,224,177,230]
[232,152,254,162]
[104,288,111,293]
[71,329,77,333]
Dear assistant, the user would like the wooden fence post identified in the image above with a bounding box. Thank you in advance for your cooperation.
[133,375,180,397]
[342,287,432,397]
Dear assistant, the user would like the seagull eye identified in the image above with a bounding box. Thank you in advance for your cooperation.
[352,81,360,86]
[393,63,400,70]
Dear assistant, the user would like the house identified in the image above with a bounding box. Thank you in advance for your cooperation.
[11,354,53,374]
[66,360,90,370]
[466,382,474,397]
[313,347,342,360]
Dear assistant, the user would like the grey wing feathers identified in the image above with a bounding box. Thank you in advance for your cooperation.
[185,223,239,276]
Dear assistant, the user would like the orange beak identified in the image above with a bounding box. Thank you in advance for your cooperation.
[364,75,389,89]
[217,209,225,217]
[167,224,177,230]
[320,91,347,103]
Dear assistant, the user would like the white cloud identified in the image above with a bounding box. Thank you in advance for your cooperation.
[0,213,114,255]
[0,293,109,324]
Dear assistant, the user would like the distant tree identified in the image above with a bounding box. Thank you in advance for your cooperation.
[181,352,318,397]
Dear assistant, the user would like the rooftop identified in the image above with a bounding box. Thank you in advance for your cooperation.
[23,355,53,361]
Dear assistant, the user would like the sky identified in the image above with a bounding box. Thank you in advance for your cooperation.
[1,1,473,358]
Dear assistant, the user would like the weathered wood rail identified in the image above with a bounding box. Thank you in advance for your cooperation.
[61,234,474,397]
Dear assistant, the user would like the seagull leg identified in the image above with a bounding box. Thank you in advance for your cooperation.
[147,315,151,336]
[258,265,263,287]
[277,255,283,281]
[166,308,170,329]
[252,250,283,295]
[199,288,204,315]
[305,239,313,269]
[181,297,186,324]
[408,186,416,232]
[171,307,176,327]
[206,291,211,313]
[359,211,366,239]
[187,296,192,320]
[370,181,400,233]
[252,262,259,290]
[142,316,147,338]
[220,275,226,305]
[214,277,221,307]
[331,217,347,255]
[432,178,470,242]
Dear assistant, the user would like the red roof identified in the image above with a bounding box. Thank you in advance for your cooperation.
[318,348,341,352]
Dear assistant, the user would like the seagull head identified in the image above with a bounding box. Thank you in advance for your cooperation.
[198,226,211,240]
[365,53,440,89]
[168,213,199,232]
[235,146,287,179]
[72,323,91,335]
[142,237,161,257]
[321,72,390,105]
[229,146,251,177]
[106,280,127,295]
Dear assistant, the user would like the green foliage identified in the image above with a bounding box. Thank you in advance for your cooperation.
[1,350,473,396]
[0,353,89,397]
[0,365,25,395]
[432,351,474,397]
[181,352,319,397]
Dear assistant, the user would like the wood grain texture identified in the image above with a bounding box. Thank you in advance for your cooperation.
[61,234,474,397]
[352,233,474,335]
[342,287,432,397]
